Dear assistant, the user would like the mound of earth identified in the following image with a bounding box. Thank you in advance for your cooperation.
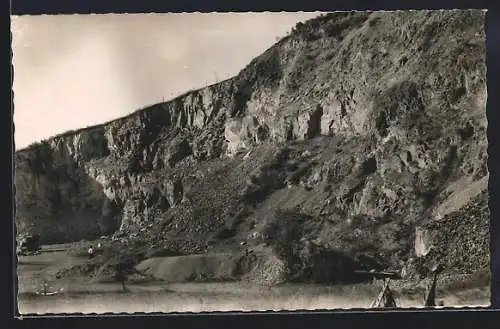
[133,242,379,286]
[16,10,489,286]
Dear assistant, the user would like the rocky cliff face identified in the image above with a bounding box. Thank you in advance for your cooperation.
[15,10,488,279]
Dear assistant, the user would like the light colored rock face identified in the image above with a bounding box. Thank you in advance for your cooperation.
[224,115,270,156]
[415,226,432,257]
[224,118,248,155]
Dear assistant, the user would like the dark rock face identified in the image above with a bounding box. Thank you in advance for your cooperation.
[14,140,120,244]
[15,10,488,281]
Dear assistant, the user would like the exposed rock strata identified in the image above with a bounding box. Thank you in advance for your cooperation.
[15,10,488,281]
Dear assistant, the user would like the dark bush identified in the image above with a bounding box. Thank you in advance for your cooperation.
[215,227,237,240]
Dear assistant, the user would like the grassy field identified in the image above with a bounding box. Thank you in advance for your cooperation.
[16,244,490,315]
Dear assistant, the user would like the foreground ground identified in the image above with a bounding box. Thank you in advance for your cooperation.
[17,244,490,314]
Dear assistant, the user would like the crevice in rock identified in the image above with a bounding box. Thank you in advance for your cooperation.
[340,102,347,118]
[286,124,294,141]
[375,111,389,138]
[458,122,475,141]
[306,105,324,139]
[359,157,378,176]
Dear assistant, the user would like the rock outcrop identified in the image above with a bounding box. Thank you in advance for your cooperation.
[15,10,488,280]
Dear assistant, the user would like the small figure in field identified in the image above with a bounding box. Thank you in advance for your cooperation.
[97,242,102,249]
[113,262,148,293]
[88,245,95,259]
[115,263,130,293]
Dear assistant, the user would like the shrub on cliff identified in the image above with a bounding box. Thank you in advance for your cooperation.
[25,140,53,175]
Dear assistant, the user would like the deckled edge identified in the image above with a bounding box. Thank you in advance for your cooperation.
[11,9,492,318]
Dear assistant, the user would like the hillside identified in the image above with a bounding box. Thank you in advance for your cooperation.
[15,10,489,285]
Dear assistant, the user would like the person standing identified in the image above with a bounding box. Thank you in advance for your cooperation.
[88,245,95,259]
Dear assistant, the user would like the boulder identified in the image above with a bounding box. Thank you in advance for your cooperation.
[415,226,433,257]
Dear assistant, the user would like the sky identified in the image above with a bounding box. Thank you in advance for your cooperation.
[11,12,322,149]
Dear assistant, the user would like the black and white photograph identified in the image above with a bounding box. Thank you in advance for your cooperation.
[12,10,490,314]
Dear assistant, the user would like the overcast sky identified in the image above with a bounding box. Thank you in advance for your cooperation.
[11,12,322,149]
